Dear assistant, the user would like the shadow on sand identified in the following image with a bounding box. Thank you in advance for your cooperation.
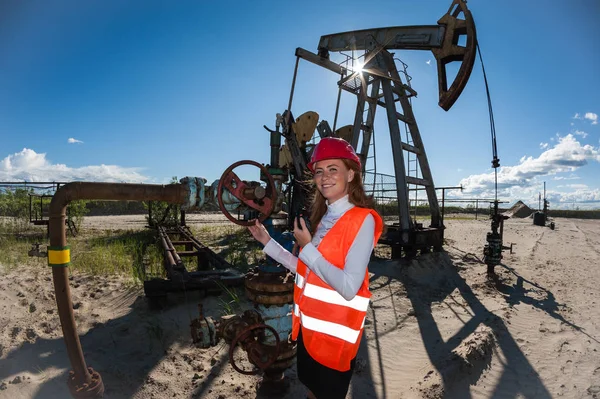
[3,245,588,398]
[353,249,564,398]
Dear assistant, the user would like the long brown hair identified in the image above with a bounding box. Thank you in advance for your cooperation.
[309,159,378,229]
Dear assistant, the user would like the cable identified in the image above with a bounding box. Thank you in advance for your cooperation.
[477,43,499,201]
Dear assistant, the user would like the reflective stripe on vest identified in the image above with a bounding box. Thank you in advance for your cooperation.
[295,273,305,289]
[303,282,369,312]
[294,304,365,344]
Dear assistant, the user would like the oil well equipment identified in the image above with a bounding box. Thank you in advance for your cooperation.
[40,0,511,397]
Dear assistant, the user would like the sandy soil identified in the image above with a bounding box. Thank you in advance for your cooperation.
[1,216,599,398]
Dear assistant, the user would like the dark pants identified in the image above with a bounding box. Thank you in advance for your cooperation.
[296,329,356,399]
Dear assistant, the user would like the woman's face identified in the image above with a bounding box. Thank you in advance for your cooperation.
[313,159,355,203]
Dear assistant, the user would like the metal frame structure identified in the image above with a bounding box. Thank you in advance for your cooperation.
[0,181,77,236]
[286,0,477,256]
[144,224,245,297]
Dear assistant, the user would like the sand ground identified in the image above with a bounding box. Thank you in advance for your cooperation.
[1,215,599,398]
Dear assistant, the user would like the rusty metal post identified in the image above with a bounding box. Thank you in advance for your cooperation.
[148,201,153,227]
[49,182,188,398]
[441,188,445,226]
[180,209,186,227]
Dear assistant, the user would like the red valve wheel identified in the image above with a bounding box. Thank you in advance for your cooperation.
[217,160,276,227]
[229,323,281,375]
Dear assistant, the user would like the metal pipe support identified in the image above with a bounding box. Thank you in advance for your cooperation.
[49,182,188,398]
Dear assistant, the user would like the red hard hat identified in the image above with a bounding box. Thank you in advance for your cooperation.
[308,137,361,172]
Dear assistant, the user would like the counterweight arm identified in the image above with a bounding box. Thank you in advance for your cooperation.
[316,0,476,110]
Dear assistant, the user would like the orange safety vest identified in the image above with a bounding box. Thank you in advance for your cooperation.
[291,206,383,371]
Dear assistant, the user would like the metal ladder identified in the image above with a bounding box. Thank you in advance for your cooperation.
[397,59,420,223]
[360,92,379,196]
[405,124,419,223]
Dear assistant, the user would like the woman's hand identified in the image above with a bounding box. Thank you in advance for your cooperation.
[247,219,272,246]
[293,217,312,248]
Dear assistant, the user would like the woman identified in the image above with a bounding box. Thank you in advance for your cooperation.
[248,137,383,399]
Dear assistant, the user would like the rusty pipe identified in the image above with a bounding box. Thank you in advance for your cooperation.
[49,182,187,398]
[161,228,183,265]
[158,228,177,275]
[158,226,179,264]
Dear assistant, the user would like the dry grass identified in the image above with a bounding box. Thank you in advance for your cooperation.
[0,218,266,283]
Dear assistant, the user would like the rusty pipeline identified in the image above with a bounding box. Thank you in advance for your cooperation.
[49,182,188,398]
[157,225,185,280]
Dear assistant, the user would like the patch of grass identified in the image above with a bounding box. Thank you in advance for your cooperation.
[0,217,36,235]
[33,365,48,382]
[0,224,47,273]
[218,226,263,270]
[190,224,264,271]
[0,217,268,283]
[0,235,31,271]
[0,223,169,283]
[70,229,161,283]
[215,281,243,316]
[139,245,164,280]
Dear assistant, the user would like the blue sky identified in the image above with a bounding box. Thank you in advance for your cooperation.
[1,0,599,209]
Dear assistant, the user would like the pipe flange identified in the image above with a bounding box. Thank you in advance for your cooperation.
[67,367,104,398]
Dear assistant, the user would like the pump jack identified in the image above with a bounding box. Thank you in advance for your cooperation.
[255,0,478,257]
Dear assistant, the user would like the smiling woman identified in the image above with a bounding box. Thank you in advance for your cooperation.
[313,159,355,204]
[248,137,383,399]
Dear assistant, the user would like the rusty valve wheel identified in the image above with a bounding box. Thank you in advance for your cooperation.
[229,323,281,375]
[217,160,276,227]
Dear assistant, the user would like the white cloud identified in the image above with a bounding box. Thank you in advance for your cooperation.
[573,130,588,138]
[68,138,83,144]
[584,112,598,125]
[553,174,580,180]
[540,188,600,210]
[567,183,588,190]
[426,59,432,66]
[0,148,149,183]
[552,188,600,204]
[451,134,600,204]
[573,112,598,125]
[445,128,600,206]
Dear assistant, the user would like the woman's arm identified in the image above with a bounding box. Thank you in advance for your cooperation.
[299,214,375,300]
[249,219,298,273]
[262,239,298,273]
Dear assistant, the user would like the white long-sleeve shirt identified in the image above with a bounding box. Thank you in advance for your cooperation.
[263,195,375,301]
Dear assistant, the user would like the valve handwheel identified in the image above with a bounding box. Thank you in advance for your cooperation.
[229,323,281,375]
[217,160,276,226]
